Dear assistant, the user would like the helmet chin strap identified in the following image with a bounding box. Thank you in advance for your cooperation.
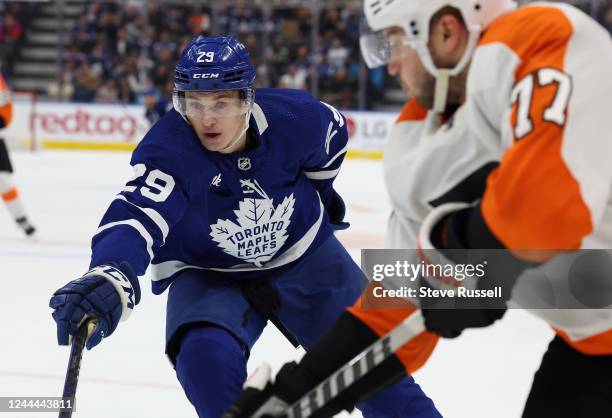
[416,29,481,114]
[218,109,252,154]
[433,69,450,114]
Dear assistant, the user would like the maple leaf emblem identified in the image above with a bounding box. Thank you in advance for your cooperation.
[210,192,295,267]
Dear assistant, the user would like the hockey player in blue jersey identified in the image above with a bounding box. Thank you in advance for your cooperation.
[142,86,173,126]
[49,35,441,418]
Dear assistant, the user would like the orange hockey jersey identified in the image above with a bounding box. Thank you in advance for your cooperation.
[0,73,13,128]
[350,3,612,373]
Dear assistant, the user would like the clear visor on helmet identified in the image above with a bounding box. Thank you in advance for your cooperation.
[360,24,414,69]
[173,89,254,120]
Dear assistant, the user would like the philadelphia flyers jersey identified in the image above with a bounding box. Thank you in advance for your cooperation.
[466,3,612,354]
[355,3,612,373]
[467,3,612,252]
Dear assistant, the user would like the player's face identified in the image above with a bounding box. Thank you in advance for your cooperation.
[185,91,249,153]
[385,28,437,108]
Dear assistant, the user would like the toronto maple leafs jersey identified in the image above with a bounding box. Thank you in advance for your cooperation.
[89,88,349,294]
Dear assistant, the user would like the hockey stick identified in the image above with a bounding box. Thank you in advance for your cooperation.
[250,310,426,418]
[58,318,97,418]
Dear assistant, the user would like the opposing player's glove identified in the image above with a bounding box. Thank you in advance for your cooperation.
[49,262,141,350]
[416,203,528,338]
[421,308,506,339]
[225,361,364,418]
[223,362,312,418]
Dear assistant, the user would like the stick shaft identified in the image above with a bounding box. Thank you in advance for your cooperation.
[285,311,425,418]
[58,319,94,418]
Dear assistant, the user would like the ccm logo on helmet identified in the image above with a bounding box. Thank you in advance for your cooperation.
[193,73,220,79]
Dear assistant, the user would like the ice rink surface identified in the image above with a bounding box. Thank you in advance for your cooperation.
[0,150,553,418]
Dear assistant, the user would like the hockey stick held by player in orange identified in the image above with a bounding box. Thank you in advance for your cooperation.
[223,311,426,418]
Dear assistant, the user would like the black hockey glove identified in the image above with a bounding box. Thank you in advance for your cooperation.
[224,311,408,418]
[417,203,535,338]
[421,308,507,339]
[328,190,349,231]
[222,362,314,418]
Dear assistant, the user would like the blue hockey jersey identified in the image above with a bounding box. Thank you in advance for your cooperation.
[89,88,349,294]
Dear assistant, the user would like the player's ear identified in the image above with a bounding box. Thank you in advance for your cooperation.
[429,12,468,67]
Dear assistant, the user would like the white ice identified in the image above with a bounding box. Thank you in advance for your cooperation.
[0,151,553,418]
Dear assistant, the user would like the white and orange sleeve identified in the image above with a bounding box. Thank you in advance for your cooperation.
[466,4,612,255]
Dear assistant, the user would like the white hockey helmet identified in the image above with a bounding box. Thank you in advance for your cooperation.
[360,0,516,111]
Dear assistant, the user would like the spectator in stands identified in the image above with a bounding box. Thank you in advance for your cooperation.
[188,7,211,36]
[95,78,120,103]
[146,2,164,34]
[327,37,350,72]
[125,11,147,44]
[64,45,87,66]
[231,5,259,35]
[151,46,175,90]
[320,67,356,109]
[59,1,364,109]
[100,9,120,48]
[278,63,308,90]
[319,8,341,39]
[72,15,97,52]
[293,45,311,72]
[72,62,101,103]
[115,28,139,57]
[0,13,23,77]
[47,63,76,101]
[0,13,23,44]
[154,31,178,58]
[165,8,186,36]
[141,86,172,126]
[88,43,112,80]
[271,38,291,77]
[124,58,147,97]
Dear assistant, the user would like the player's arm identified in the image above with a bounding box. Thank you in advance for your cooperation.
[458,8,612,260]
[49,143,190,349]
[302,101,350,230]
[419,15,612,337]
[89,145,189,274]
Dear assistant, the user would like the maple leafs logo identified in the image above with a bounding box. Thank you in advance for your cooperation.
[210,180,295,267]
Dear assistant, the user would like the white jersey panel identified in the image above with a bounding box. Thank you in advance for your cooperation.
[559,4,612,240]
[384,106,499,249]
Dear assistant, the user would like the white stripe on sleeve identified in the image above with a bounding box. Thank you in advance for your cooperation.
[95,219,154,261]
[322,144,348,169]
[115,195,170,242]
[304,167,341,180]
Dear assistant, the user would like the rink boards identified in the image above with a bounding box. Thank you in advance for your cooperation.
[4,98,396,159]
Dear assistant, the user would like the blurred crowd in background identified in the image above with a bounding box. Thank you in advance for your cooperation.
[1,0,611,110]
[1,0,374,109]
[57,1,367,107]
[0,1,25,78]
